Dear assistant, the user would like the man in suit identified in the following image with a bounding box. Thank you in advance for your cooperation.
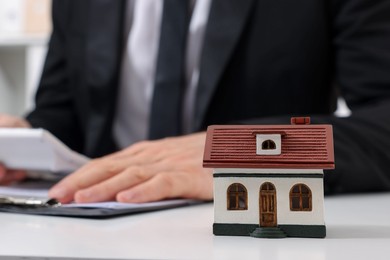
[1,0,390,203]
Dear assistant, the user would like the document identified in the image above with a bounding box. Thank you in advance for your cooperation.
[0,180,199,218]
[0,128,200,217]
[0,128,90,177]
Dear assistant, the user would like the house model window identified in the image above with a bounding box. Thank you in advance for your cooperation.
[227,183,248,210]
[290,184,312,211]
[256,134,281,155]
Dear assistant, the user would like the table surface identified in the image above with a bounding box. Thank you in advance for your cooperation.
[0,192,390,260]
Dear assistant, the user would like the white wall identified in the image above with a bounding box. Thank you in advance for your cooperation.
[214,174,325,225]
[0,42,47,116]
[0,0,50,116]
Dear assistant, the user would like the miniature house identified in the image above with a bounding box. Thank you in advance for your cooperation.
[203,117,335,238]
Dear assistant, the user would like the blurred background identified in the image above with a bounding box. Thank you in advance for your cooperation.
[0,0,51,117]
[0,0,351,119]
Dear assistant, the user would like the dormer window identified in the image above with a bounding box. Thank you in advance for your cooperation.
[262,140,276,150]
[256,134,281,155]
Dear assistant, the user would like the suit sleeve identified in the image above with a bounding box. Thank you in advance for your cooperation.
[320,0,390,194]
[26,0,84,152]
[244,0,390,195]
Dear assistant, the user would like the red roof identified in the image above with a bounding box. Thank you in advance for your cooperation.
[203,124,335,169]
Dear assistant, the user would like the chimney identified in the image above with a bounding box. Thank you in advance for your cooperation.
[291,117,311,125]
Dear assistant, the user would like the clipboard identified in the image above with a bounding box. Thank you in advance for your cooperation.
[0,199,198,219]
[0,129,202,218]
[0,180,201,219]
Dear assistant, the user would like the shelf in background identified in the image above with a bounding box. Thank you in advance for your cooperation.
[0,33,48,116]
[0,34,48,47]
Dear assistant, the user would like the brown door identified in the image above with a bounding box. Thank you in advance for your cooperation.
[259,182,277,227]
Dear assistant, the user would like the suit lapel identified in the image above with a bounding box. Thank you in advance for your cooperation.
[85,0,125,156]
[194,0,255,131]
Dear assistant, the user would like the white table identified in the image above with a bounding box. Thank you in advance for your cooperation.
[0,192,389,260]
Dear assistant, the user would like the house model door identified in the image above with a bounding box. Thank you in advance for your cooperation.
[259,182,277,227]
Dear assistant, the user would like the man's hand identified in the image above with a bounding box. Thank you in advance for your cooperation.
[0,114,31,128]
[0,165,27,185]
[49,132,213,203]
[0,113,31,184]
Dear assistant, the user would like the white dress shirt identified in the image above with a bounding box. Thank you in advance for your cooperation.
[113,0,212,149]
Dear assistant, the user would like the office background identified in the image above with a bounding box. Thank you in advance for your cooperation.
[0,0,352,119]
[0,0,51,116]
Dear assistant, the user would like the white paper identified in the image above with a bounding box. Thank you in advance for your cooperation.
[62,200,194,209]
[0,180,49,198]
[0,128,90,175]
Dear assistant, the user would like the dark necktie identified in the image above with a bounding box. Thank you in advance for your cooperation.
[148,0,190,140]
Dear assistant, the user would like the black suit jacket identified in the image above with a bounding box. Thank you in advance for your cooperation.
[27,0,390,194]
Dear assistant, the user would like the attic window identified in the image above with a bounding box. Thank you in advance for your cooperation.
[262,140,276,150]
[256,134,281,155]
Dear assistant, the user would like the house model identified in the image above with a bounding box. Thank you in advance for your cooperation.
[203,117,335,238]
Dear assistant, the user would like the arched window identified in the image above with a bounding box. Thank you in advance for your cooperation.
[290,184,312,211]
[261,182,276,192]
[227,183,248,210]
[262,140,276,150]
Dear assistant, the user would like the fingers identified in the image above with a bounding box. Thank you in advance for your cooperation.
[116,169,213,203]
[116,172,177,203]
[0,114,31,128]
[49,141,171,203]
[49,158,129,203]
[74,166,153,203]
[0,164,5,179]
[49,132,213,204]
[0,169,27,185]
